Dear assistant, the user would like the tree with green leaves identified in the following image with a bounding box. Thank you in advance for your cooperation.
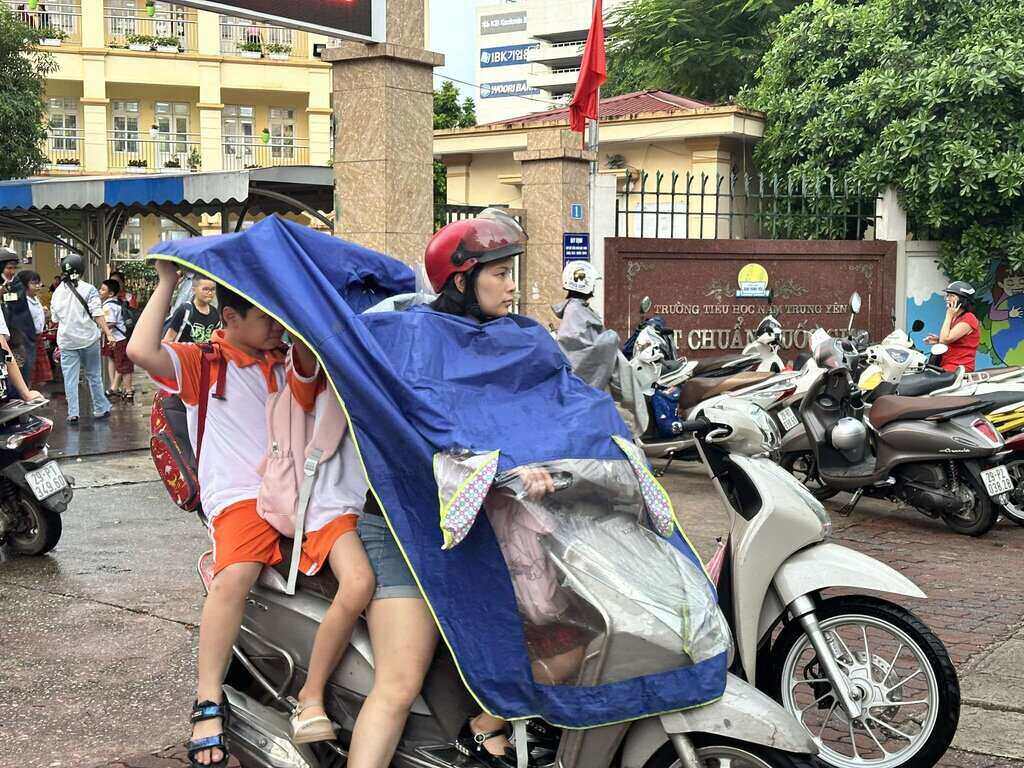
[433,81,477,229]
[742,0,1024,286]
[0,7,56,180]
[605,0,800,103]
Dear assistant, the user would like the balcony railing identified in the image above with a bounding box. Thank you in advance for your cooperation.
[7,1,82,45]
[108,134,201,172]
[105,7,198,52]
[43,129,84,172]
[220,21,307,59]
[222,140,310,170]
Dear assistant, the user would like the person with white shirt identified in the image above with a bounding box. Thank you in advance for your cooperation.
[19,270,51,387]
[49,254,116,424]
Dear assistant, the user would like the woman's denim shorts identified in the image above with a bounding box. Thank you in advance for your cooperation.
[357,514,422,600]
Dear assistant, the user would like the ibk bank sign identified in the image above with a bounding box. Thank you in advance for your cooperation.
[170,0,383,42]
[480,44,537,68]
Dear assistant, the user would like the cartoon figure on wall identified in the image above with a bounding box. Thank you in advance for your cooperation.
[984,264,1024,366]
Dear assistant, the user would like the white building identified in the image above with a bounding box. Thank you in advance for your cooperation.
[474,0,627,125]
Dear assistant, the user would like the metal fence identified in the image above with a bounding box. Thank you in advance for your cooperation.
[615,171,882,241]
[7,0,82,43]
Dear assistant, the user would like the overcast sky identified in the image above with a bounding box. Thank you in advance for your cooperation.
[430,0,481,100]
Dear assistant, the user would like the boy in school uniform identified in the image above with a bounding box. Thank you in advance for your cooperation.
[128,261,374,767]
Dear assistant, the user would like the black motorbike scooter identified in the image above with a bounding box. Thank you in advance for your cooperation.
[0,366,74,556]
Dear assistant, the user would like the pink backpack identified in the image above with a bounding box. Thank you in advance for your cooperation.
[257,383,347,594]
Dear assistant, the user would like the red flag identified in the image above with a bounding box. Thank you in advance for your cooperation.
[569,0,606,134]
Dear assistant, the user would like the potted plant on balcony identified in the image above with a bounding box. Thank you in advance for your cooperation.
[265,42,291,60]
[39,27,66,47]
[127,158,149,174]
[187,148,202,172]
[155,35,181,53]
[238,39,263,58]
[53,157,81,171]
[163,157,182,169]
[127,33,155,51]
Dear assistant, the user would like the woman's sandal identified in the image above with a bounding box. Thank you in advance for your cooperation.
[290,701,336,744]
[187,699,230,768]
[454,720,519,768]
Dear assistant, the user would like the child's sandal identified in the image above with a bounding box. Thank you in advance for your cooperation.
[188,699,230,768]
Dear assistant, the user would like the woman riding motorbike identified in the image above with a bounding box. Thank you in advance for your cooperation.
[924,280,980,372]
[425,210,580,768]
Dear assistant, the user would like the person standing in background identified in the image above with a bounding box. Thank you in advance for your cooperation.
[50,255,116,424]
[0,248,38,383]
[20,271,52,387]
[163,276,221,344]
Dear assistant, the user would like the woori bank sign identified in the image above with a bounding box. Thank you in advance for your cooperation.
[170,0,384,42]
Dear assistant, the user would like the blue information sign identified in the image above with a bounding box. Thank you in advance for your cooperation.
[562,232,590,266]
[570,203,584,220]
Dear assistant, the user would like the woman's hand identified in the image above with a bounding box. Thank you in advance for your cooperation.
[924,333,939,345]
[513,466,556,501]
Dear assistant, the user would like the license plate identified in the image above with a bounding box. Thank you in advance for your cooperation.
[778,406,800,433]
[25,461,68,501]
[981,465,1014,497]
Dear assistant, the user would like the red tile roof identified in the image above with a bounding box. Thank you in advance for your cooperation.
[479,90,711,128]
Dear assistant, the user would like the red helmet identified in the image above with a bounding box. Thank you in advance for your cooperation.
[425,208,527,293]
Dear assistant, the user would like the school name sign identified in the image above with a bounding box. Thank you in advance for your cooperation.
[171,0,384,43]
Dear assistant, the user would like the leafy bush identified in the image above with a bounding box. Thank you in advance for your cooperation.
[155,35,180,49]
[264,42,291,55]
[126,33,155,47]
[742,0,1024,285]
[238,39,263,53]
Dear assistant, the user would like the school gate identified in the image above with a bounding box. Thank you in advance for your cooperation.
[603,173,898,361]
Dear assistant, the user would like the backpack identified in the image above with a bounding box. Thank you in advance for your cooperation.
[120,299,141,340]
[150,344,226,516]
[256,380,347,594]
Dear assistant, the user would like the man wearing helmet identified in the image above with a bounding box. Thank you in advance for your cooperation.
[49,253,117,423]
[924,280,980,372]
[552,260,620,390]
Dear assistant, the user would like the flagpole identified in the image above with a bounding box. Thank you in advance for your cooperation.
[588,0,599,282]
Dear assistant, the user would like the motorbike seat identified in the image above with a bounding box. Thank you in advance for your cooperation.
[264,543,339,600]
[896,370,958,397]
[679,371,774,411]
[691,354,758,377]
[868,395,986,430]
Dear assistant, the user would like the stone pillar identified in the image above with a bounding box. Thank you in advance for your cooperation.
[80,0,105,48]
[196,10,221,56]
[514,128,595,323]
[198,62,223,172]
[323,0,443,264]
[685,138,735,239]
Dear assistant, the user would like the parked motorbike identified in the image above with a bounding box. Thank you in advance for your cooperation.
[202,477,822,768]
[794,335,1008,535]
[0,389,74,556]
[678,398,959,768]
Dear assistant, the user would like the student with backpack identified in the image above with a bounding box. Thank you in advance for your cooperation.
[164,275,219,344]
[129,261,375,767]
[100,278,135,401]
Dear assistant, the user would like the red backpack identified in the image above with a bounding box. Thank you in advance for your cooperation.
[150,343,226,515]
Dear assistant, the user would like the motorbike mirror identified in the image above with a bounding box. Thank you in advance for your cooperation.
[850,292,862,314]
[931,343,948,356]
[640,296,652,314]
[911,319,925,332]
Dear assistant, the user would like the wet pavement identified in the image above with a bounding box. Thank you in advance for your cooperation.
[39,380,155,459]
[2,455,1024,767]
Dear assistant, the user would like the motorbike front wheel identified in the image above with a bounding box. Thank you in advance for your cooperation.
[6,493,62,556]
[643,735,818,768]
[939,472,997,536]
[780,452,840,501]
[766,596,958,768]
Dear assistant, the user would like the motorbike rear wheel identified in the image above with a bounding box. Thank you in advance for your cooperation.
[766,595,958,768]
[997,460,1024,527]
[643,735,817,768]
[6,494,62,556]
[781,452,840,501]
[939,472,997,536]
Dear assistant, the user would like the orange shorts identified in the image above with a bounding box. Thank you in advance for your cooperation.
[211,499,359,578]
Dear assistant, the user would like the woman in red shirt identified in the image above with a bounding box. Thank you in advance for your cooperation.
[925,281,980,372]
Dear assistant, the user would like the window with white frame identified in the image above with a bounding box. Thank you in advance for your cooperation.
[268,107,295,159]
[160,219,188,242]
[47,97,80,152]
[155,101,190,158]
[113,216,143,259]
[111,100,140,153]
[222,105,255,168]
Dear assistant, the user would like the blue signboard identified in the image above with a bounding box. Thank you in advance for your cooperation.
[570,203,584,220]
[563,232,590,266]
[480,80,542,99]
[480,44,538,68]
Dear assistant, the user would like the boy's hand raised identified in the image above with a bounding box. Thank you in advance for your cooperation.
[153,259,180,284]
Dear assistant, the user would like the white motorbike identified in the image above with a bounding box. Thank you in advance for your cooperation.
[679,398,960,768]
